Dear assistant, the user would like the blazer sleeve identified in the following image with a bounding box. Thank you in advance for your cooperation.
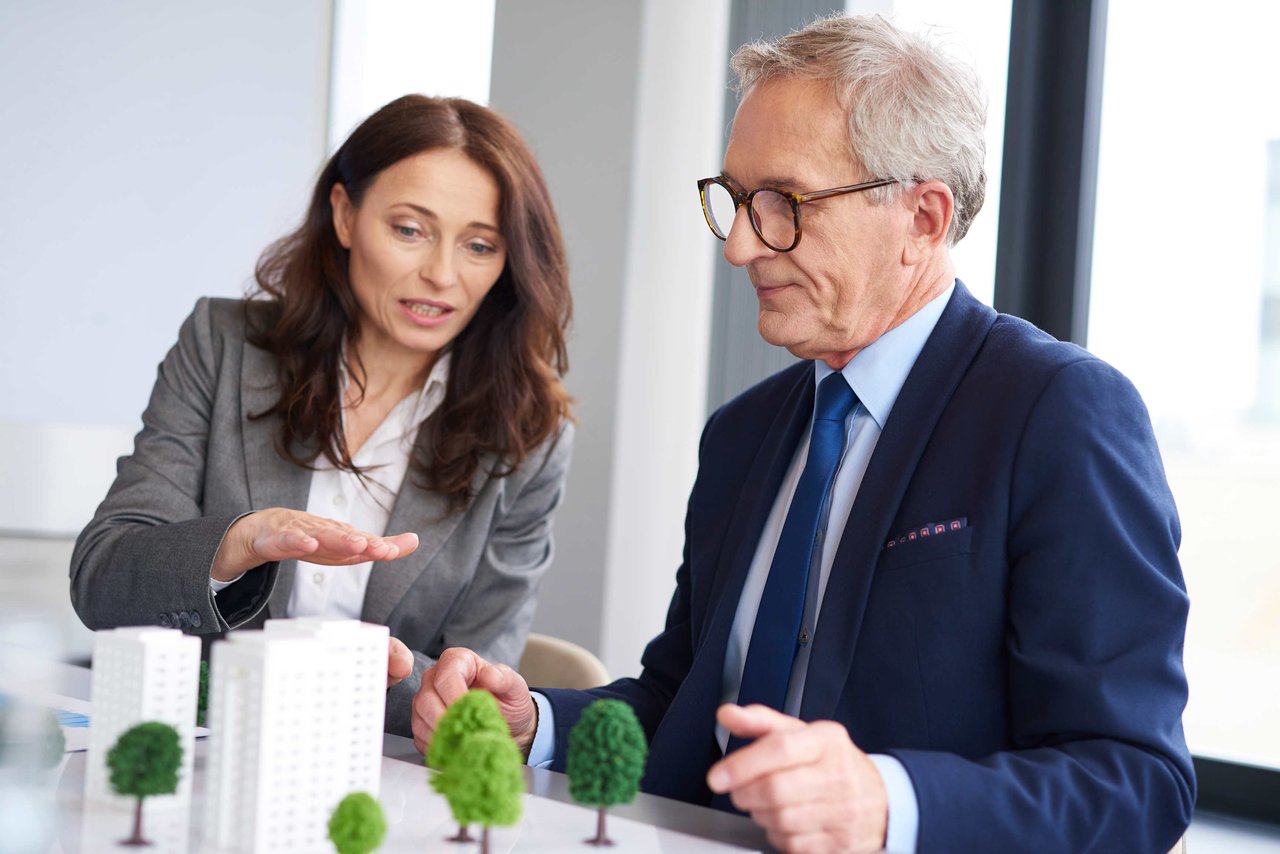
[384,421,575,737]
[69,298,276,634]
[538,410,722,769]
[889,358,1195,853]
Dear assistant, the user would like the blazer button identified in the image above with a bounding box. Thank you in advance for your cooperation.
[159,613,172,627]
[169,612,182,628]
[190,611,203,629]
[178,612,192,629]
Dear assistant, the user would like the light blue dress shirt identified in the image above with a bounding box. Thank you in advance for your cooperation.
[530,284,955,854]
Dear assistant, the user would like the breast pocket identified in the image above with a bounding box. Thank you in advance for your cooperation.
[876,526,975,572]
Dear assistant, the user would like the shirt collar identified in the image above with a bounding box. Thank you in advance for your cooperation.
[338,350,452,439]
[813,281,954,429]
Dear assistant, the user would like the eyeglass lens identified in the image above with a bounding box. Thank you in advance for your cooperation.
[702,182,796,251]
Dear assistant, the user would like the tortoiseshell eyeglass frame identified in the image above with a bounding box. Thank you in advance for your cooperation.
[697,175,899,252]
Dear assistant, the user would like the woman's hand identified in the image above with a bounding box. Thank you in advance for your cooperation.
[211,508,420,582]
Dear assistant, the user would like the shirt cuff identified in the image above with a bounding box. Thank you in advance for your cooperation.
[870,753,919,854]
[209,573,246,593]
[526,691,556,768]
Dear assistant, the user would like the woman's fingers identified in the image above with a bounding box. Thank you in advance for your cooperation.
[214,510,422,581]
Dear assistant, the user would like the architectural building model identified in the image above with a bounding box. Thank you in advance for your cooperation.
[85,627,200,807]
[203,618,388,852]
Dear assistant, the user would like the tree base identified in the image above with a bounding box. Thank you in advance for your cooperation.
[447,826,475,843]
[584,837,615,846]
[118,837,151,847]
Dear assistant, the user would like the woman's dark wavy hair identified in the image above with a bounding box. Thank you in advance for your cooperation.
[247,95,572,513]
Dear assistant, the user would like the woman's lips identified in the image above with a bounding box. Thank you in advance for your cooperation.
[399,299,454,326]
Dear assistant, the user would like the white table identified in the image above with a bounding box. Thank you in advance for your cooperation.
[16,664,771,853]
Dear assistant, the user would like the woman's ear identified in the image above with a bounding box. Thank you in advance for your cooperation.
[901,179,954,266]
[330,183,355,249]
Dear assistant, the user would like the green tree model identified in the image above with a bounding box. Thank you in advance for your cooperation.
[197,660,209,727]
[328,791,387,854]
[432,731,524,854]
[106,721,182,847]
[427,688,509,842]
[567,699,649,846]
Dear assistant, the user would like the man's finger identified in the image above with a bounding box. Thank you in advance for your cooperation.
[718,703,804,740]
[475,662,527,703]
[432,648,484,704]
[708,717,820,794]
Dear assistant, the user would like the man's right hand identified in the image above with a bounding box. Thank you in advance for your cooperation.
[412,647,538,759]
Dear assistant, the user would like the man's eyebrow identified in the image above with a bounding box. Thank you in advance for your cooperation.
[719,171,805,191]
[396,203,500,234]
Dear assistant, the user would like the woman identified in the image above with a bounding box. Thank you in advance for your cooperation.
[70,95,573,736]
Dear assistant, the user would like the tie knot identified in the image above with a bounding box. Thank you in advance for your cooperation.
[814,372,856,423]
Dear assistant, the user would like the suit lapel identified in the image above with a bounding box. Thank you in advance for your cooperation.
[800,283,997,721]
[698,364,813,646]
[239,340,311,618]
[644,364,813,804]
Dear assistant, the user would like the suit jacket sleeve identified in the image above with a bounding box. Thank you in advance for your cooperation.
[69,298,276,633]
[538,412,719,770]
[888,358,1195,852]
[384,422,575,737]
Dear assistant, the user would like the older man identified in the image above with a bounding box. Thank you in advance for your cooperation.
[412,15,1194,853]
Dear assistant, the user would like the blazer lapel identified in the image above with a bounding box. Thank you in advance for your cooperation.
[239,341,311,618]
[359,446,474,627]
[800,283,997,721]
[697,364,814,647]
[644,364,814,804]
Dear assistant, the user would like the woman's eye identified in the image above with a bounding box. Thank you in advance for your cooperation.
[394,224,420,239]
[466,241,498,256]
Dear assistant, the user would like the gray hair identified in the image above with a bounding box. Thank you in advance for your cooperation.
[730,14,988,245]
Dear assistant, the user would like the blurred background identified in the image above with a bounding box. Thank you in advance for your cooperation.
[1,0,1276,846]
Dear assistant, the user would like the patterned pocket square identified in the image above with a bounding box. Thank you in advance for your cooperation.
[886,517,968,549]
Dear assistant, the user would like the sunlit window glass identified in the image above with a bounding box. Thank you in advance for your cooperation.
[1088,2,1280,769]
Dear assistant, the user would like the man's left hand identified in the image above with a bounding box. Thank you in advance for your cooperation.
[387,637,414,689]
[707,703,888,854]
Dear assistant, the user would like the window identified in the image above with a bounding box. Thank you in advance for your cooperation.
[1087,1,1280,771]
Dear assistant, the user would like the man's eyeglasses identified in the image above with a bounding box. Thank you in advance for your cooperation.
[697,176,898,253]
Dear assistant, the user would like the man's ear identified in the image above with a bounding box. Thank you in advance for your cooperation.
[330,183,355,249]
[901,180,954,266]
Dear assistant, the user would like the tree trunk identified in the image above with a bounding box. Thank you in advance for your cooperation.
[121,797,149,846]
[480,825,490,854]
[447,823,474,842]
[587,807,613,846]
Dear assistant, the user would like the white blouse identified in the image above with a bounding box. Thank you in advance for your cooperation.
[212,353,449,617]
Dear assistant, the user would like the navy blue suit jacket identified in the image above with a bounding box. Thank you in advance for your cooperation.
[542,283,1194,852]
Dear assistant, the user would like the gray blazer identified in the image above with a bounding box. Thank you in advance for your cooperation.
[70,298,573,736]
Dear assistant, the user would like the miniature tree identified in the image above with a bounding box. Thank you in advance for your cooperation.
[427,688,509,841]
[328,791,387,854]
[433,731,524,854]
[567,699,649,846]
[197,660,209,727]
[106,721,182,847]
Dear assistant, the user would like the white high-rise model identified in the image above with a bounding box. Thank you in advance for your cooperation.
[86,627,201,807]
[204,618,388,852]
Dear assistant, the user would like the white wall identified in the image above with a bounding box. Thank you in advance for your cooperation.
[0,0,333,535]
[490,0,727,674]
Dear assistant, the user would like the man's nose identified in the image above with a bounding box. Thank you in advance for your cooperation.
[722,205,778,268]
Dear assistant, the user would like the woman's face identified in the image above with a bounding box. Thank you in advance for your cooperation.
[331,148,506,372]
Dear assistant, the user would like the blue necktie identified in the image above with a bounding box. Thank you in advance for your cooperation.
[730,371,857,746]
